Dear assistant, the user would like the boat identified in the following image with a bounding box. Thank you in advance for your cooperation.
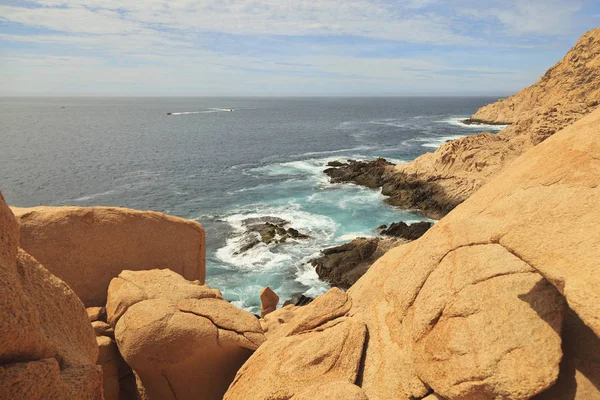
[167,112,172,115]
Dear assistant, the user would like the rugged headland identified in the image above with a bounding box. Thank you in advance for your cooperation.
[2,27,600,400]
[325,27,600,219]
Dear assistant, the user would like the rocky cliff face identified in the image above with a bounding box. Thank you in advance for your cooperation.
[226,107,600,400]
[393,27,600,214]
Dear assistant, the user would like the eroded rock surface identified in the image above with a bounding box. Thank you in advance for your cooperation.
[11,205,206,306]
[225,289,366,400]
[106,269,265,400]
[0,192,102,399]
[348,107,600,399]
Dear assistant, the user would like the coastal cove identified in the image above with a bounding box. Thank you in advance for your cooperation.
[2,96,508,312]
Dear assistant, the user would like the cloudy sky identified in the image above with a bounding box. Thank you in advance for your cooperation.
[1,0,599,96]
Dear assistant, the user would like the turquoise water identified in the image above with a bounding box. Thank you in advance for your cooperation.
[0,97,506,313]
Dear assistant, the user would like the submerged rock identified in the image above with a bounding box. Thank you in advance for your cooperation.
[379,221,432,240]
[311,237,404,289]
[324,157,393,189]
[234,217,310,254]
[283,293,314,307]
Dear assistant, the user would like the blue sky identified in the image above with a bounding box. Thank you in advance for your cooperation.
[1,0,599,96]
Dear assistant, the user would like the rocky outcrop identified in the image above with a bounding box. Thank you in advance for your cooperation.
[311,237,405,289]
[260,286,279,317]
[388,27,600,215]
[348,107,600,399]
[235,217,310,254]
[11,205,206,306]
[379,220,432,240]
[229,107,600,399]
[225,289,367,400]
[0,193,102,399]
[106,269,266,400]
[324,158,460,219]
[283,293,314,307]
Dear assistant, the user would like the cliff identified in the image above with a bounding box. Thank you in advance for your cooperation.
[227,105,600,400]
[392,27,600,214]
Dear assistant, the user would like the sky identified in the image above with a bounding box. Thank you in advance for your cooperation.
[1,0,599,96]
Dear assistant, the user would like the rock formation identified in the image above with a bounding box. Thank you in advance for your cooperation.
[228,105,600,399]
[311,237,404,289]
[235,217,310,254]
[379,220,432,240]
[260,286,279,317]
[391,27,600,214]
[0,193,103,399]
[348,107,600,399]
[106,269,266,400]
[226,289,368,400]
[11,205,206,306]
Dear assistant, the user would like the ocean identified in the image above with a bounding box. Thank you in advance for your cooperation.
[0,96,506,313]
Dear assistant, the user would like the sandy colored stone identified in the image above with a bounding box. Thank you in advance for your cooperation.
[1,192,102,399]
[260,286,279,317]
[348,107,600,399]
[108,269,265,400]
[225,317,366,400]
[391,27,600,214]
[11,205,206,306]
[106,268,221,326]
[97,335,121,400]
[292,381,368,400]
[87,306,106,322]
[260,304,300,339]
[92,320,114,339]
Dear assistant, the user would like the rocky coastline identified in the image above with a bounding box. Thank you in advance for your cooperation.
[2,27,600,400]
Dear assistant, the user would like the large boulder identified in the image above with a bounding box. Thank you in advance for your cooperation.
[225,289,366,400]
[11,205,206,306]
[348,107,600,399]
[0,192,102,399]
[106,269,265,400]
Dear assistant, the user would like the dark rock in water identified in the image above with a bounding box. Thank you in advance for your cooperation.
[377,224,388,230]
[283,293,314,307]
[461,118,511,126]
[234,217,310,254]
[324,157,393,189]
[327,160,345,167]
[311,237,404,289]
[322,157,460,219]
[379,221,432,240]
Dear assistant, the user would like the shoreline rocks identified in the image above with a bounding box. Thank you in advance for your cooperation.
[235,217,310,254]
[324,158,459,219]
[460,118,511,126]
[378,221,432,240]
[311,237,405,289]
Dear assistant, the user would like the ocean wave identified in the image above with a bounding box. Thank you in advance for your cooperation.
[437,116,508,131]
[168,108,235,116]
[66,189,116,202]
[416,135,467,148]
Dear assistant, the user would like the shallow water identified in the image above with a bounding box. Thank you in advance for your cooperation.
[0,97,505,313]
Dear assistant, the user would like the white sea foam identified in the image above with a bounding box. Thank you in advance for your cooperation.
[67,189,116,202]
[168,108,235,115]
[417,135,467,148]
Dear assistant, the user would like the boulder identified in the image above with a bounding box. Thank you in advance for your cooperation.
[283,292,314,307]
[347,107,600,399]
[106,269,266,400]
[311,237,404,289]
[87,306,107,322]
[225,289,366,400]
[11,205,206,306]
[0,192,102,399]
[260,286,279,317]
[260,304,300,339]
[379,221,432,240]
[292,381,368,400]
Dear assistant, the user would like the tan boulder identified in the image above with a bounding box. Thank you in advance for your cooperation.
[107,269,265,400]
[225,316,366,400]
[11,205,206,306]
[0,192,102,399]
[97,335,122,400]
[260,304,300,339]
[348,107,600,399]
[260,286,279,317]
[87,306,107,322]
